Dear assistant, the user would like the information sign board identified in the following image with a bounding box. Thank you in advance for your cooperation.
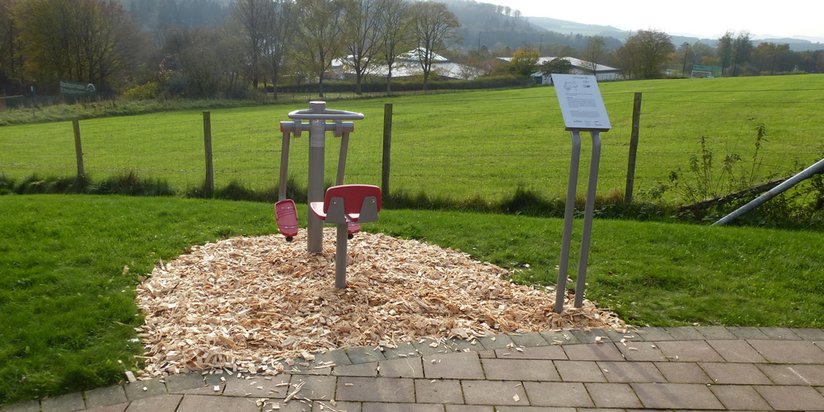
[551,74,611,131]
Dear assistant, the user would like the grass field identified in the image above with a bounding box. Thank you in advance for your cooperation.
[2,194,824,405]
[2,75,823,204]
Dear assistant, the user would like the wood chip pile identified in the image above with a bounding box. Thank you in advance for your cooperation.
[136,228,624,378]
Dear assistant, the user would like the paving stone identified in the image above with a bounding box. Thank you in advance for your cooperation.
[709,385,772,411]
[424,352,484,380]
[311,400,361,412]
[476,350,496,359]
[553,360,606,382]
[334,361,379,377]
[522,382,593,407]
[654,341,723,362]
[86,403,128,412]
[759,327,802,340]
[758,364,824,385]
[289,375,337,401]
[585,383,642,408]
[755,385,824,411]
[748,339,824,363]
[444,406,494,412]
[597,361,665,383]
[41,391,85,412]
[477,334,514,350]
[412,339,453,356]
[176,394,259,412]
[540,330,579,345]
[727,326,769,340]
[0,400,40,412]
[273,397,322,412]
[446,338,483,352]
[493,345,566,360]
[562,344,623,361]
[569,329,611,344]
[605,329,641,343]
[664,327,704,340]
[84,385,128,409]
[630,383,723,410]
[347,346,386,364]
[362,403,444,412]
[699,362,772,384]
[694,326,737,340]
[379,357,424,378]
[123,379,168,400]
[382,342,422,360]
[164,373,226,395]
[632,327,673,341]
[482,359,558,381]
[414,379,464,404]
[222,374,291,398]
[794,328,824,340]
[495,408,575,412]
[706,339,766,363]
[508,332,549,347]
[653,362,711,383]
[124,394,182,412]
[615,341,666,362]
[461,380,526,406]
[336,377,415,403]
[315,348,354,367]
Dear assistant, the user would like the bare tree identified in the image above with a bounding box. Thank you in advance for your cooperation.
[294,0,346,97]
[342,0,384,94]
[409,1,458,91]
[583,35,605,75]
[376,0,410,94]
[232,0,268,89]
[262,0,295,99]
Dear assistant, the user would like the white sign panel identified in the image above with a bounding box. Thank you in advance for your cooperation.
[551,74,611,131]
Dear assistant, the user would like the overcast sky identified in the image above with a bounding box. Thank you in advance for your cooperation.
[492,0,824,42]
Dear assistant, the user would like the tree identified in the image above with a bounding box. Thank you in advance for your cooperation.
[261,0,295,99]
[752,42,798,74]
[717,31,752,76]
[294,0,346,97]
[583,35,605,75]
[616,30,674,79]
[508,47,538,77]
[343,0,383,95]
[409,1,458,91]
[376,0,411,94]
[0,0,24,94]
[540,57,572,76]
[231,0,268,89]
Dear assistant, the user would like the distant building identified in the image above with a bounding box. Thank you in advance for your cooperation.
[332,48,482,81]
[498,56,622,83]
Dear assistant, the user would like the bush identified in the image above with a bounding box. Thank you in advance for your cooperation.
[121,82,161,100]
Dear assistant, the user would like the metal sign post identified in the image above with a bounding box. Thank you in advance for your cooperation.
[550,74,611,313]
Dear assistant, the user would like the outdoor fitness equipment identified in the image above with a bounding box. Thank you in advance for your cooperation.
[274,101,381,288]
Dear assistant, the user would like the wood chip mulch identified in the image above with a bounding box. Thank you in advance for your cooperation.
[135,228,625,378]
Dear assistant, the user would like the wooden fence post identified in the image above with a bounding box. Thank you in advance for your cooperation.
[72,119,85,179]
[203,111,214,197]
[381,103,393,196]
[625,92,642,204]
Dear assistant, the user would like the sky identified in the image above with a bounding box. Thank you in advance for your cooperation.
[492,0,824,42]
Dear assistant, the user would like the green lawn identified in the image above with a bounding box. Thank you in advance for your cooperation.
[1,194,823,405]
[2,75,823,204]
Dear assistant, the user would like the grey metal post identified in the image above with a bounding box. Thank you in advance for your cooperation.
[574,131,602,308]
[335,223,348,288]
[72,119,85,179]
[336,131,350,185]
[554,130,582,314]
[278,127,291,201]
[203,111,214,197]
[308,117,326,253]
[625,92,642,204]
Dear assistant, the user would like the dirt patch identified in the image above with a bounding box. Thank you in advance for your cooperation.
[136,228,624,378]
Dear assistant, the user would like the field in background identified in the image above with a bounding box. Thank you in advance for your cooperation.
[2,74,823,204]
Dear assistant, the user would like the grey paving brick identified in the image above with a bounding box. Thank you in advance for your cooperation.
[477,350,496,359]
[755,385,824,411]
[0,400,40,412]
[615,341,665,362]
[694,326,737,340]
[540,330,579,345]
[379,357,424,378]
[748,339,824,363]
[316,348,354,367]
[290,375,337,401]
[477,334,514,350]
[493,345,566,360]
[482,359,558,381]
[312,400,361,412]
[444,406,494,412]
[461,380,526,406]
[553,360,606,382]
[709,385,772,411]
[347,346,386,364]
[494,408,575,412]
[84,385,127,409]
[362,403,444,412]
[424,352,484,380]
[794,328,824,340]
[336,377,415,403]
[414,379,464,404]
[758,364,824,385]
[176,394,259,412]
[522,382,593,407]
[263,398,315,412]
[585,383,642,408]
[382,342,422,360]
[222,374,291,398]
[759,327,802,340]
[562,344,623,361]
[446,338,483,352]
[412,339,453,356]
[334,361,379,377]
[41,392,85,412]
[508,332,549,347]
[727,326,769,340]
[569,329,611,344]
[664,327,705,341]
[164,373,226,395]
[706,339,766,363]
[605,329,641,343]
[630,383,723,410]
[123,379,168,401]
[699,362,772,384]
[653,362,710,384]
[654,340,723,362]
[632,327,673,341]
[86,403,128,412]
[124,394,182,412]
[597,361,665,383]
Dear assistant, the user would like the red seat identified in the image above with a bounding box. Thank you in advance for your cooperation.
[274,199,299,241]
[310,184,382,224]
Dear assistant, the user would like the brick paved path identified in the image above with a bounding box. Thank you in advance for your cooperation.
[3,327,824,412]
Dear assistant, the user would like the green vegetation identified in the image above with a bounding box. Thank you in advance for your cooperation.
[1,194,823,405]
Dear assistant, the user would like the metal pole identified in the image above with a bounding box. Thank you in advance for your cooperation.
[382,103,393,195]
[278,127,291,201]
[336,131,350,185]
[714,156,824,226]
[203,111,214,197]
[308,117,326,253]
[335,223,348,288]
[625,92,642,204]
[555,130,582,314]
[72,119,85,179]
[574,131,602,308]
